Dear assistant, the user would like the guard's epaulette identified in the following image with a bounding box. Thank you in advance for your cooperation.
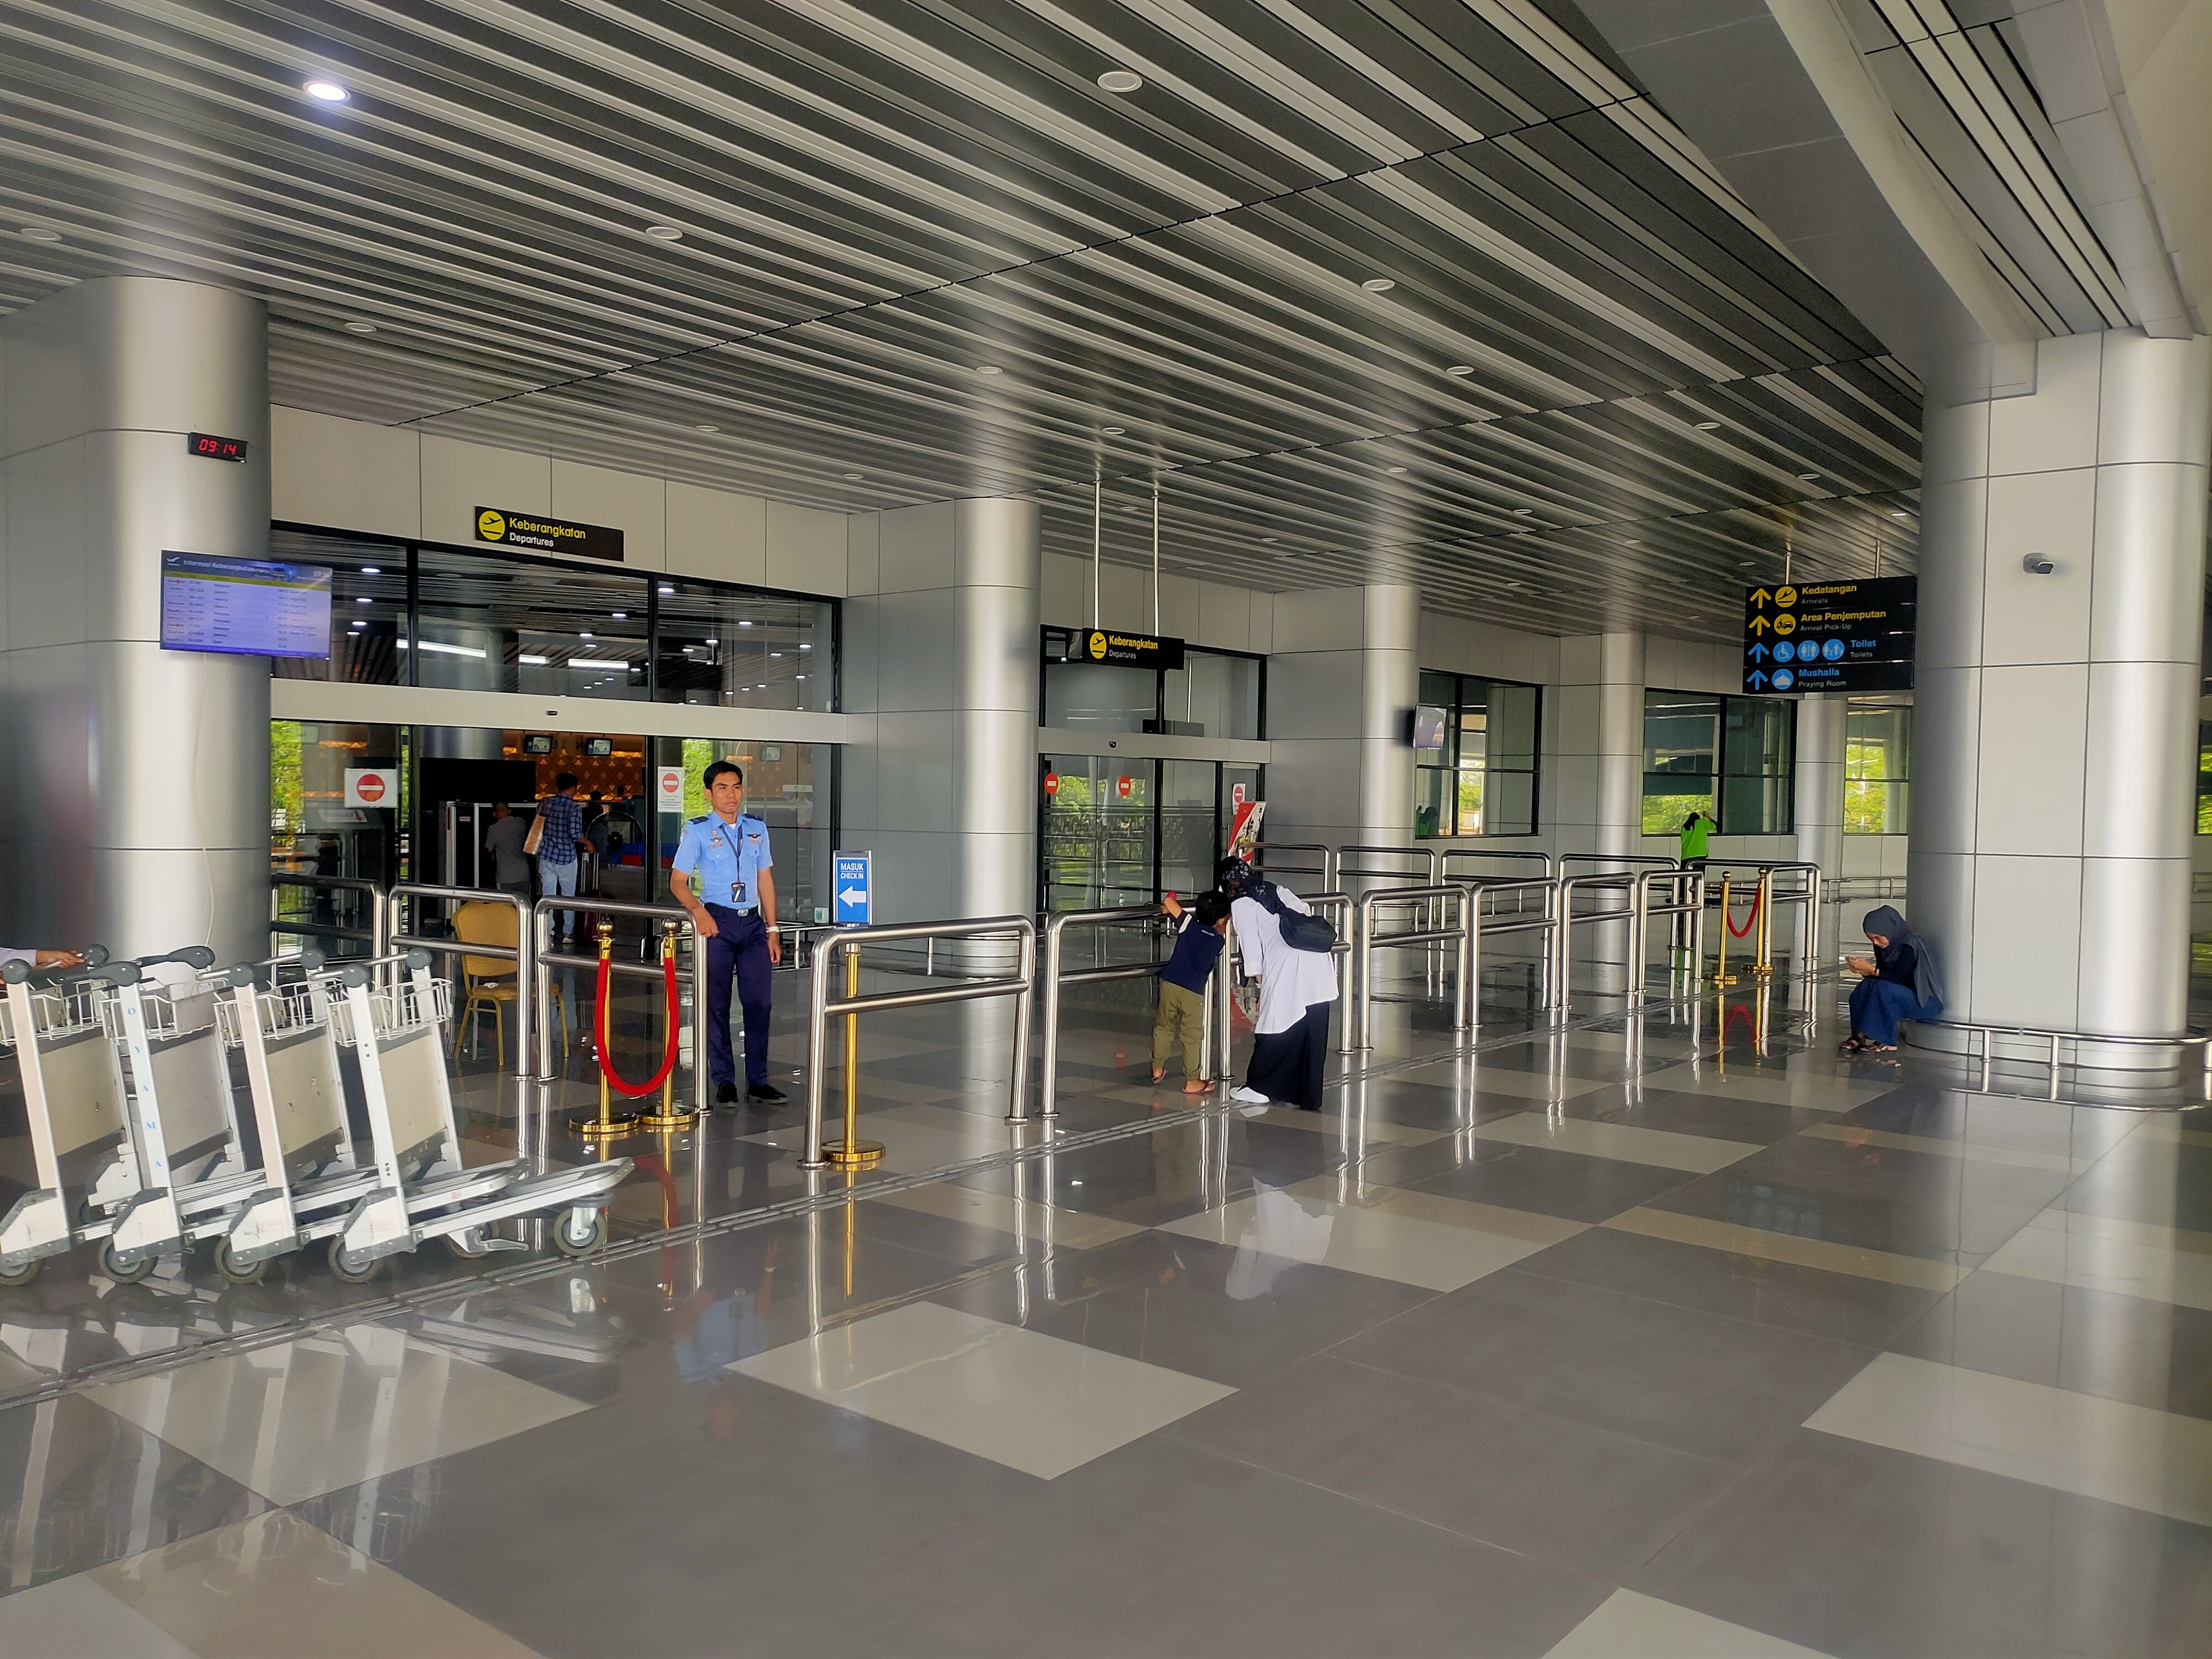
[686,813,711,826]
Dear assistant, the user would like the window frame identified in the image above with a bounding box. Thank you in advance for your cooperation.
[1036,629,1267,740]
[1843,697,1913,835]
[1415,669,1543,838]
[1641,688,1797,836]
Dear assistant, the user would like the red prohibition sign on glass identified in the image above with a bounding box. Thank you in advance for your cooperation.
[1043,771,1060,796]
[1117,775,1133,799]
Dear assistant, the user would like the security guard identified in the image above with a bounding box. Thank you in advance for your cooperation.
[671,760,785,1105]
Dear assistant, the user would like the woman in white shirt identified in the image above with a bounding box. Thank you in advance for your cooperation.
[1218,858,1338,1109]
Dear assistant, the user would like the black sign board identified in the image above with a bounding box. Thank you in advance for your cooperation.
[474,506,624,562]
[1050,626,1186,671]
[1741,578,1916,694]
[187,432,249,463]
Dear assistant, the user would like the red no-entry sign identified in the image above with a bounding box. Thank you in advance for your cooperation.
[1043,771,1060,796]
[1117,775,1132,799]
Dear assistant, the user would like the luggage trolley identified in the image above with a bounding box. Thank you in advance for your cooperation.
[0,951,135,1285]
[90,948,273,1282]
[321,952,631,1280]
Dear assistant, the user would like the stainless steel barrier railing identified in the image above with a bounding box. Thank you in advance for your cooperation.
[1552,871,1639,1019]
[1558,853,1679,878]
[1034,907,1180,1121]
[1627,869,1707,1007]
[383,883,533,1073]
[1904,1018,2212,1099]
[1253,841,1339,891]
[531,897,710,1113]
[802,916,1037,1166]
[1336,844,1440,886]
[1439,848,1556,883]
[270,872,383,956]
[1467,878,1560,1025]
[1352,884,1474,1048]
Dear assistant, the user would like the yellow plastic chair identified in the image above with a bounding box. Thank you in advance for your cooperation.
[452,901,566,1063]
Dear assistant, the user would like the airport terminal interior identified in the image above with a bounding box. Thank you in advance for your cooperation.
[2,2,2211,1656]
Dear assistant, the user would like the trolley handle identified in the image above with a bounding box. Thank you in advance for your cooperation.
[2,943,112,988]
[131,945,216,973]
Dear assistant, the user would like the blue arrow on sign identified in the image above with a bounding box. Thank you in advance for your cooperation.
[1747,669,1768,690]
[1747,642,1768,662]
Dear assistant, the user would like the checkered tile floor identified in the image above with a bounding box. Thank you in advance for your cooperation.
[4,968,2211,1656]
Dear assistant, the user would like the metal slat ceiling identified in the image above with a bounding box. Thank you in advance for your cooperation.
[0,0,1922,639]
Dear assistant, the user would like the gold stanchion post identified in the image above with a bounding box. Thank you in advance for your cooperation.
[573,921,640,1138]
[1750,872,1774,977]
[1711,877,1739,988]
[639,920,698,1131]
[823,942,883,1167]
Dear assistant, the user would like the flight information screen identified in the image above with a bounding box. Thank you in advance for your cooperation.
[159,551,333,659]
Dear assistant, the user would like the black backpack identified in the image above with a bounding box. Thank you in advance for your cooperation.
[1249,881,1337,953]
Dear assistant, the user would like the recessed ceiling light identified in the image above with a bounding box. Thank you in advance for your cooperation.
[1797,472,1820,481]
[17,226,61,243]
[1623,539,1641,547]
[302,80,349,103]
[355,597,371,606]
[644,223,683,241]
[611,612,627,619]
[796,674,807,680]
[1361,277,1396,293]
[1512,507,1535,517]
[1261,536,1279,544]
[738,619,753,627]
[659,583,675,594]
[1444,364,1475,377]
[343,320,377,335]
[771,651,784,658]
[360,566,380,575]
[800,643,811,650]
[1695,420,1720,431]
[842,471,864,480]
[975,364,1003,375]
[580,632,593,639]
[1739,559,1757,567]
[706,638,718,645]
[695,422,718,433]
[1385,465,1407,475]
[1097,69,1144,93]
[1100,426,1124,436]
[1889,510,1908,519]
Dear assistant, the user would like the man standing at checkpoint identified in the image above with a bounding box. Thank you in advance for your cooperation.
[670,760,786,1106]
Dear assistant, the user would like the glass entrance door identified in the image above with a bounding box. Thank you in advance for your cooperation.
[1040,756,1156,911]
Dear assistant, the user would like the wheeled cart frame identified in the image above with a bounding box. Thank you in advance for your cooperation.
[321,953,630,1280]
[0,952,134,1285]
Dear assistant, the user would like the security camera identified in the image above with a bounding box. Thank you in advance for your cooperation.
[2022,553,2056,575]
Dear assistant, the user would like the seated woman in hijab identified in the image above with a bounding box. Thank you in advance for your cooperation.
[1841,905,1943,1054]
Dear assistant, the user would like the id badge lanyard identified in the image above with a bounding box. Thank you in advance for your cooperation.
[716,820,749,907]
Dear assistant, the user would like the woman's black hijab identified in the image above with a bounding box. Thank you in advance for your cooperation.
[1862,905,1943,1007]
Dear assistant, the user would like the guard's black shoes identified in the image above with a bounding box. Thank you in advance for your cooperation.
[746,1082,787,1103]
[714,1082,740,1105]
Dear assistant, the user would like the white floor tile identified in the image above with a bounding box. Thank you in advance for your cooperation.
[87,1326,583,1505]
[1159,1182,1557,1291]
[1641,1064,1881,1112]
[734,1301,1231,1479]
[870,1180,1147,1251]
[745,1103,1016,1173]
[1545,1588,1833,1658]
[1805,1351,2212,1526]
[1464,1111,1762,1173]
[1981,1208,2212,1312]
[0,1572,200,1659]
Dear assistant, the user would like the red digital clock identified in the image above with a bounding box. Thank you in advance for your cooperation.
[187,432,249,463]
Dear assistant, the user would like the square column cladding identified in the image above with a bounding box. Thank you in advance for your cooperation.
[0,278,272,963]
[1912,329,2212,1039]
[1264,583,1420,864]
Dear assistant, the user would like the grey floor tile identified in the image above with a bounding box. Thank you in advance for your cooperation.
[755,1434,1608,1658]
[1511,1225,1948,1349]
[1164,1353,1740,1582]
[1334,1267,1879,1465]
[1562,1084,1834,1145]
[927,1229,1434,1387]
[293,1371,1038,1657]
[1630,1428,2212,1659]
[0,1393,265,1597]
[1361,1136,1704,1223]
[2063,1141,2212,1233]
[1888,1269,2212,1421]
[1839,1087,2142,1160]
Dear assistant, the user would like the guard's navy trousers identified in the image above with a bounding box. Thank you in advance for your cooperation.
[703,903,771,1089]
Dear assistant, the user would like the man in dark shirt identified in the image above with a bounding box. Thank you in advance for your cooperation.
[1151,889,1229,1093]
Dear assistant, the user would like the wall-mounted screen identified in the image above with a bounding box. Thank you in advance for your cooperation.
[582,737,614,757]
[160,551,332,659]
[1410,705,1448,750]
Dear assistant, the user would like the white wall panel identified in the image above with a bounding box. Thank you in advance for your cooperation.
[271,405,419,538]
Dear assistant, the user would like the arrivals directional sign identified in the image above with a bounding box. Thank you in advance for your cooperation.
[1742,578,1916,694]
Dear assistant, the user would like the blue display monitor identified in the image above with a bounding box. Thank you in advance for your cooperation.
[159,551,332,659]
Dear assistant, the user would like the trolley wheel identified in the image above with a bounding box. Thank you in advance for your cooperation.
[98,1241,156,1285]
[445,1228,492,1260]
[327,1239,380,1284]
[0,1257,40,1289]
[551,1207,606,1258]
[214,1240,267,1286]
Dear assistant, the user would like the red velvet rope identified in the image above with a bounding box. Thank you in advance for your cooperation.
[1725,884,1763,940]
[594,948,681,1097]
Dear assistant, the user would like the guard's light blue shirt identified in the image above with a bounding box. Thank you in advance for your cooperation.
[672,811,772,911]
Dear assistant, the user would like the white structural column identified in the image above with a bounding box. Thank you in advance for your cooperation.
[1264,583,1419,855]
[1913,330,2212,1039]
[1794,693,1846,891]
[1555,632,1646,862]
[843,497,1040,922]
[0,278,272,963]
